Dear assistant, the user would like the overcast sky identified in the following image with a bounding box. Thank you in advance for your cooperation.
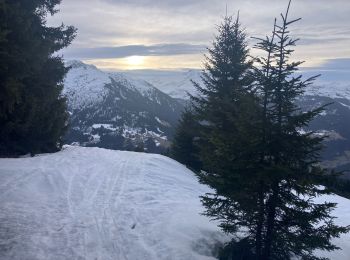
[48,0,350,71]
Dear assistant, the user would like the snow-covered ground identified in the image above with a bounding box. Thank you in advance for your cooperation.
[0,147,349,260]
[0,147,226,260]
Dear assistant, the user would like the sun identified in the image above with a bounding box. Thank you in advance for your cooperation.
[126,56,145,67]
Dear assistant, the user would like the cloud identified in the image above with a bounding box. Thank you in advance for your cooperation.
[63,43,207,60]
[300,58,350,82]
[101,0,212,8]
[48,0,350,69]
[319,58,350,71]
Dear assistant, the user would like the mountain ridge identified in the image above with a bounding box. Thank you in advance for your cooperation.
[63,60,184,153]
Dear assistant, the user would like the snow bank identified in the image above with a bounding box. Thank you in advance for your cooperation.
[0,146,349,259]
[0,147,226,260]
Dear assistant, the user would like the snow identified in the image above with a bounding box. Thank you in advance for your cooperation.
[92,124,117,131]
[305,81,350,101]
[123,69,350,101]
[339,102,350,110]
[91,134,101,143]
[0,147,226,260]
[64,61,110,110]
[109,73,154,94]
[314,195,350,259]
[63,61,164,111]
[155,116,171,127]
[64,61,350,105]
[1,147,349,259]
[123,69,202,100]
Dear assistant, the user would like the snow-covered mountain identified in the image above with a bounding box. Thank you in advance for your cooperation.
[124,69,350,102]
[62,62,350,172]
[123,69,202,100]
[0,146,349,259]
[63,61,184,153]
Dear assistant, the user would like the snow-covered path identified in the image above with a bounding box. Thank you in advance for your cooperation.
[1,146,350,260]
[0,147,225,260]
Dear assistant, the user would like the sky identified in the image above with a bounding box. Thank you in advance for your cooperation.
[48,0,350,71]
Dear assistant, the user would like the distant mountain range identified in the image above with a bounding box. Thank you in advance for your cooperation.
[124,68,350,101]
[122,69,202,100]
[63,61,350,176]
[297,96,350,176]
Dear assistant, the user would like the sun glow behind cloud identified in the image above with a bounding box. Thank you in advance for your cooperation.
[83,54,203,71]
[126,56,145,68]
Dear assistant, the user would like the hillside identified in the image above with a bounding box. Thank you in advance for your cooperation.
[0,147,350,259]
[63,61,184,153]
[123,69,202,100]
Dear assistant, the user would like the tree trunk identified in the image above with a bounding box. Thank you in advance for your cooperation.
[255,180,265,258]
[261,182,279,260]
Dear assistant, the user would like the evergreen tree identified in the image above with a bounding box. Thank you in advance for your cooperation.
[191,14,255,171]
[189,14,264,257]
[171,108,202,171]
[187,2,349,260]
[0,0,76,156]
[252,1,349,258]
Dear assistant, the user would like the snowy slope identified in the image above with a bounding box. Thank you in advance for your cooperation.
[64,61,158,110]
[0,147,350,259]
[123,69,202,100]
[64,61,111,110]
[63,61,184,152]
[0,147,226,260]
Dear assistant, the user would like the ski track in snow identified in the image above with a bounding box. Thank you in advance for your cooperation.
[0,147,227,260]
[0,147,349,259]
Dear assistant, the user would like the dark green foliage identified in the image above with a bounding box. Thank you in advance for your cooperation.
[0,0,76,156]
[189,14,265,259]
[134,142,145,153]
[177,2,349,260]
[171,108,202,171]
[319,174,350,200]
[99,134,125,150]
[251,2,349,258]
[219,239,255,260]
[144,138,158,153]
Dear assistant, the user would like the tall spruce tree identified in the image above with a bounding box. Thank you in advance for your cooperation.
[0,0,76,156]
[171,108,202,171]
[183,2,349,260]
[252,1,349,259]
[191,15,255,172]
[189,14,265,257]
